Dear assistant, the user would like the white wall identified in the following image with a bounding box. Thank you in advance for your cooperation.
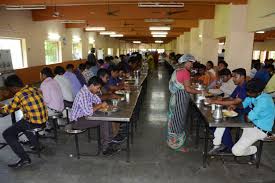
[253,40,275,51]
[0,8,128,67]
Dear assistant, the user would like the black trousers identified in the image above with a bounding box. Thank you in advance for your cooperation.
[2,119,43,160]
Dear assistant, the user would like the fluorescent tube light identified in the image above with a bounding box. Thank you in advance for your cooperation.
[138,2,184,8]
[85,27,106,31]
[110,34,124,37]
[256,31,265,34]
[144,18,174,23]
[99,31,116,35]
[48,33,60,41]
[155,40,163,43]
[218,42,225,45]
[6,5,46,10]
[133,41,141,44]
[60,20,86,24]
[149,26,171,31]
[152,35,166,38]
[151,31,168,35]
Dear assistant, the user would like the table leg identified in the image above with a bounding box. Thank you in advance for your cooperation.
[131,120,134,145]
[74,134,80,159]
[126,122,130,162]
[195,116,200,148]
[203,125,209,168]
[11,112,16,124]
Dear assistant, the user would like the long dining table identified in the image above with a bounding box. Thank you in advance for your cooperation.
[190,100,254,168]
[86,70,148,162]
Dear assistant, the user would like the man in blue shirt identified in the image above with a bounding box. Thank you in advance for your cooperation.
[108,65,128,92]
[232,79,275,157]
[208,68,248,154]
[254,64,274,84]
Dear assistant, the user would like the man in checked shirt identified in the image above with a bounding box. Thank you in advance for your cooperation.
[0,75,48,168]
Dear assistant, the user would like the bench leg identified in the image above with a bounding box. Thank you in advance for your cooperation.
[96,126,101,155]
[195,117,200,148]
[256,141,264,168]
[36,132,41,158]
[88,129,91,143]
[53,118,58,143]
[74,134,80,159]
[203,126,209,168]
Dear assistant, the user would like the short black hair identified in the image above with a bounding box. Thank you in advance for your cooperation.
[207,61,214,68]
[85,61,94,69]
[41,67,54,78]
[109,65,119,72]
[97,68,109,78]
[54,66,65,75]
[66,64,74,70]
[78,63,86,70]
[87,76,103,87]
[219,68,231,76]
[253,62,261,70]
[198,64,206,70]
[264,64,274,71]
[246,78,265,94]
[218,60,228,68]
[4,75,24,88]
[98,59,104,65]
[232,68,246,77]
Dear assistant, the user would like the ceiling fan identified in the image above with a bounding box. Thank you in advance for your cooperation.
[106,0,120,16]
[259,11,275,18]
[152,9,187,16]
[123,21,134,26]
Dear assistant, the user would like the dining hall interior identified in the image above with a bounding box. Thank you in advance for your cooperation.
[0,0,275,182]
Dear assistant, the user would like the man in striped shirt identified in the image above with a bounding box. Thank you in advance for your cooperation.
[0,75,48,168]
[70,76,118,156]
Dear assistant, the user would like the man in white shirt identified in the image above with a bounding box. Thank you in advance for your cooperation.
[54,66,74,103]
[218,68,236,97]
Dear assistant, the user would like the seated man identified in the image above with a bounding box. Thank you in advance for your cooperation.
[198,64,212,87]
[64,64,82,98]
[0,75,48,168]
[108,65,128,92]
[69,76,117,156]
[40,67,64,116]
[206,61,216,78]
[74,63,87,87]
[217,68,236,97]
[97,68,121,100]
[231,79,275,157]
[54,66,74,106]
[207,68,248,154]
[82,61,94,83]
[254,64,274,84]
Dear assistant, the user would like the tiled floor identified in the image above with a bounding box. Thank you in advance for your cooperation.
[0,64,275,183]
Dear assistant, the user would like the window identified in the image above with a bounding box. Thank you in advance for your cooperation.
[268,51,275,59]
[260,51,267,63]
[0,38,26,69]
[44,41,61,65]
[72,42,82,60]
[157,49,165,53]
[107,48,113,56]
[252,50,260,60]
[97,49,104,60]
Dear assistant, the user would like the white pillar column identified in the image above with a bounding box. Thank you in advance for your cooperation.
[183,32,190,54]
[190,28,201,61]
[199,19,219,65]
[224,5,254,72]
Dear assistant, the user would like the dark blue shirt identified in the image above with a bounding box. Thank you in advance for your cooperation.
[254,69,270,84]
[230,82,250,114]
[108,76,120,86]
